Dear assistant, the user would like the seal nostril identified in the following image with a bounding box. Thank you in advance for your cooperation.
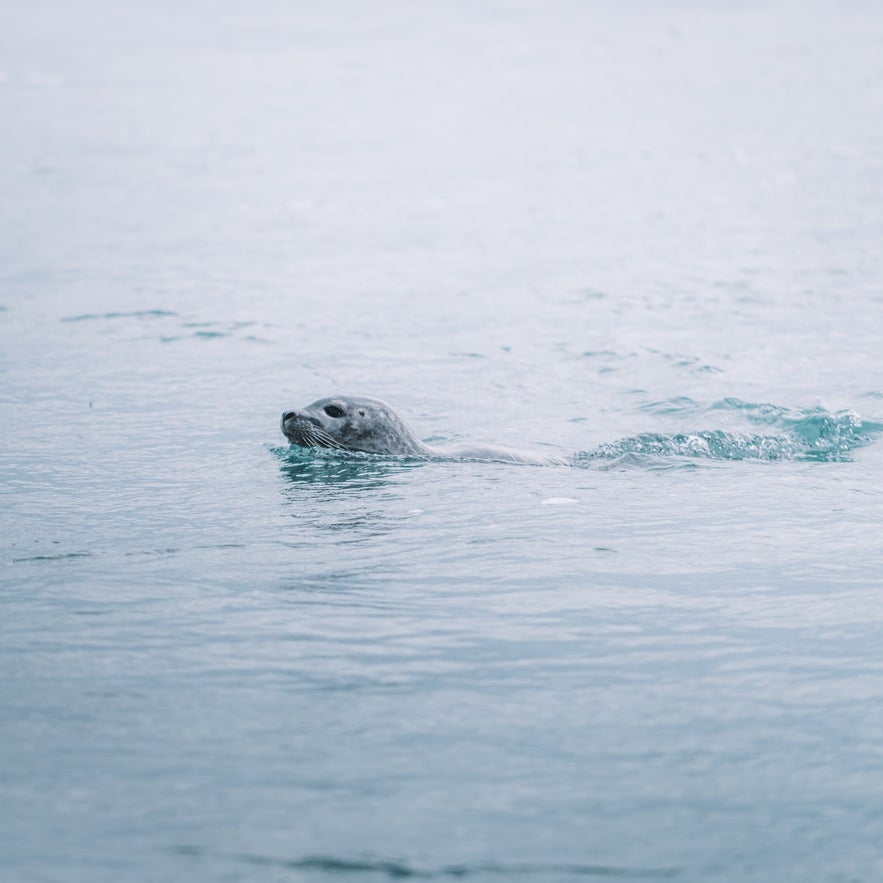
[282,411,296,422]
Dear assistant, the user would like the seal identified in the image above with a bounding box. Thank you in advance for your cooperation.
[281,395,555,464]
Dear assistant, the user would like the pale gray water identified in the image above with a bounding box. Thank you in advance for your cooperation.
[2,1,883,881]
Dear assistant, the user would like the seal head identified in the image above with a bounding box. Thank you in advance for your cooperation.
[281,395,429,456]
[281,394,558,463]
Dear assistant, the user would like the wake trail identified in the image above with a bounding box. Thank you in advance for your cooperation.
[574,402,881,465]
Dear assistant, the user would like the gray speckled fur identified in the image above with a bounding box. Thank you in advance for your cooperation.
[281,395,557,465]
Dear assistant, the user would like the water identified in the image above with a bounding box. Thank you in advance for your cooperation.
[3,1,883,881]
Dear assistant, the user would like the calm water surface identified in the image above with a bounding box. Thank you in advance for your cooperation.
[2,2,883,881]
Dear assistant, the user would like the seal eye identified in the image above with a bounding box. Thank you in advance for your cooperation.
[324,404,345,418]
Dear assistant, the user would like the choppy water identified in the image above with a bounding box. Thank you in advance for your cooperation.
[3,2,883,881]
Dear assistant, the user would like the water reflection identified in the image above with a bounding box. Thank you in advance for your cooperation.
[273,445,422,488]
[273,445,427,549]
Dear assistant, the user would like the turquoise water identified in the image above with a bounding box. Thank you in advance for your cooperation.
[3,2,883,881]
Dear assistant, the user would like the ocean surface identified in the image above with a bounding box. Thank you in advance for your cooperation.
[2,1,883,881]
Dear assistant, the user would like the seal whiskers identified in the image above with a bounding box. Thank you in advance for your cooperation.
[306,427,347,450]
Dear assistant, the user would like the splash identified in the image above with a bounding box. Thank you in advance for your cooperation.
[578,403,881,464]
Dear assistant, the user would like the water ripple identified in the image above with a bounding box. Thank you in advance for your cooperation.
[60,309,177,322]
[170,848,679,879]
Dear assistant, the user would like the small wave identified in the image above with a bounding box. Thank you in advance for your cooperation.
[709,397,883,439]
[170,847,677,879]
[60,309,177,322]
[578,407,880,464]
[638,397,702,416]
[11,551,93,564]
[709,397,789,425]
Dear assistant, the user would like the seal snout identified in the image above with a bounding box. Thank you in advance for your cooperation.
[281,409,320,428]
[281,408,326,447]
